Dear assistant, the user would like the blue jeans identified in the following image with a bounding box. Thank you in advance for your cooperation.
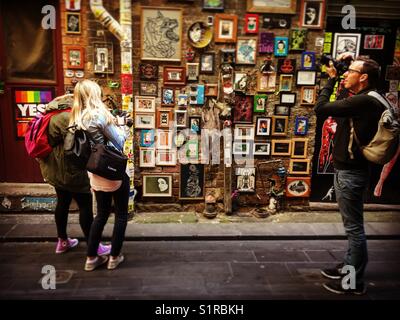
[334,169,368,285]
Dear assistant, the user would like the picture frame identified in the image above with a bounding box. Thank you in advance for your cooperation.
[286,177,311,198]
[156,150,177,166]
[253,142,271,156]
[294,116,309,135]
[332,33,361,60]
[179,138,200,162]
[236,167,256,193]
[274,105,291,116]
[289,159,311,175]
[189,85,205,105]
[200,52,215,74]
[161,87,175,107]
[234,124,255,140]
[254,94,268,113]
[364,35,385,50]
[175,110,187,128]
[179,164,205,200]
[205,84,218,97]
[186,63,199,81]
[271,139,291,156]
[234,72,248,92]
[207,15,214,26]
[163,66,186,86]
[232,142,251,155]
[156,130,173,150]
[257,72,276,92]
[135,113,155,129]
[140,7,183,62]
[244,14,259,34]
[139,148,156,168]
[301,51,316,70]
[157,109,173,128]
[272,116,288,136]
[259,32,274,54]
[261,14,291,29]
[177,93,189,106]
[203,0,224,11]
[220,48,236,65]
[296,70,316,86]
[66,12,81,34]
[279,74,293,92]
[255,117,272,136]
[277,58,296,74]
[274,37,289,57]
[233,95,253,124]
[139,63,158,81]
[236,37,258,65]
[300,86,317,105]
[291,138,308,158]
[299,0,325,29]
[174,130,187,148]
[135,96,156,113]
[93,42,114,74]
[142,174,173,197]
[139,82,158,96]
[214,14,238,43]
[289,28,307,51]
[279,92,296,105]
[140,129,155,147]
[189,116,202,134]
[66,46,84,70]
[246,0,297,14]
[187,22,212,49]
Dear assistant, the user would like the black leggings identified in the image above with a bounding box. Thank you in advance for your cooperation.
[54,188,93,241]
[87,174,129,257]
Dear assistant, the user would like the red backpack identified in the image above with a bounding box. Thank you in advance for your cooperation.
[24,109,68,159]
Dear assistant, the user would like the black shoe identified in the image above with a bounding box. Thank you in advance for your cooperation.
[321,263,344,280]
[323,281,367,295]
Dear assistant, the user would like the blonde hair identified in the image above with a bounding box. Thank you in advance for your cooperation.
[69,79,114,129]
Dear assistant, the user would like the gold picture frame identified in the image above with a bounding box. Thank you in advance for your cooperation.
[247,0,297,14]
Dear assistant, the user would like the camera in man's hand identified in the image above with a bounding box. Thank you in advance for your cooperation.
[115,110,133,127]
[320,54,353,75]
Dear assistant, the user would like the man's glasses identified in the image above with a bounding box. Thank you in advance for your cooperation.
[347,68,362,74]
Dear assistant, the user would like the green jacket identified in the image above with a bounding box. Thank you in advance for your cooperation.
[38,95,90,193]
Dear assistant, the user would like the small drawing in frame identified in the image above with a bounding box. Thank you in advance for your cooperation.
[294,116,309,136]
[135,113,155,129]
[66,12,81,34]
[157,109,173,128]
[280,92,296,105]
[255,117,271,136]
[289,159,311,175]
[161,87,175,107]
[139,63,158,81]
[156,150,177,166]
[271,139,291,156]
[234,124,255,140]
[364,35,385,50]
[244,14,259,34]
[253,142,271,156]
[233,95,253,124]
[232,142,251,156]
[236,167,255,193]
[296,70,316,86]
[179,163,205,200]
[214,14,238,43]
[299,0,325,29]
[259,32,274,54]
[189,116,202,134]
[175,110,187,128]
[139,148,156,168]
[236,37,258,65]
[272,116,288,136]
[135,96,156,113]
[274,105,290,116]
[254,94,268,113]
[220,48,236,65]
[301,51,316,70]
[291,138,308,159]
[66,46,84,69]
[139,82,158,96]
[142,174,173,197]
[300,86,316,105]
[286,177,311,198]
[186,63,199,81]
[200,52,215,74]
[93,42,114,74]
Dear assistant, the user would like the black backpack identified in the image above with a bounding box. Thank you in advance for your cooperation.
[64,125,92,169]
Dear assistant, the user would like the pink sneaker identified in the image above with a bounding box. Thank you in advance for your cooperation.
[97,243,111,256]
[55,238,79,254]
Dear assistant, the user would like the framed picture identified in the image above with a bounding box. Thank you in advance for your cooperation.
[142,174,173,197]
[205,84,218,97]
[233,95,253,124]
[234,124,255,140]
[279,74,293,92]
[236,167,256,193]
[300,86,316,105]
[140,7,183,62]
[364,35,385,49]
[140,129,155,147]
[253,142,271,156]
[66,12,81,34]
[274,105,291,116]
[175,110,187,128]
[156,130,173,149]
[289,28,307,51]
[66,46,84,69]
[135,96,156,113]
[203,0,224,11]
[161,87,175,107]
[272,116,288,136]
[286,177,311,198]
[259,32,274,54]
[332,33,361,60]
[246,0,297,14]
[271,139,291,156]
[220,48,236,65]
[254,94,268,113]
[301,51,316,70]
[214,14,238,43]
[207,15,214,26]
[296,70,316,86]
[299,0,325,29]
[179,164,205,200]
[291,138,308,158]
[174,130,187,148]
[274,37,289,57]
[93,42,113,74]
[279,92,296,105]
[186,63,199,81]
[157,109,173,128]
[135,113,155,129]
[189,85,205,105]
[139,82,158,96]
[187,22,212,49]
[255,117,271,136]
[65,0,81,11]
[257,72,276,92]
[156,150,177,166]
[180,138,200,162]
[277,58,296,74]
[139,148,156,168]
[234,72,248,92]
[289,159,311,175]
[200,52,215,74]
[294,116,309,135]
[163,66,186,86]
[244,14,259,34]
[177,93,189,106]
[189,116,202,134]
[139,63,158,80]
[261,14,291,29]
[233,142,251,155]
[236,37,258,65]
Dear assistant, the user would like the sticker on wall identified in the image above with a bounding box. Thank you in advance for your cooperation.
[65,0,81,11]
[121,74,133,94]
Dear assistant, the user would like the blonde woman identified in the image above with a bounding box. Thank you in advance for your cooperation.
[70,80,129,271]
